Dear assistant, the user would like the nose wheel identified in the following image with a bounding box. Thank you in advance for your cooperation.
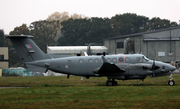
[168,74,175,86]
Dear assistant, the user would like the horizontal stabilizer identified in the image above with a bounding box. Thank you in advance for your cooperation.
[26,64,47,73]
[6,35,34,38]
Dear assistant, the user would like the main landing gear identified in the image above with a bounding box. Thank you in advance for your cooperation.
[106,79,118,86]
[168,74,175,86]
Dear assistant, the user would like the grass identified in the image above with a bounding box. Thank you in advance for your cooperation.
[0,75,180,108]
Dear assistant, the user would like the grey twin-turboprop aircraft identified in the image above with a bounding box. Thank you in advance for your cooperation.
[6,35,176,86]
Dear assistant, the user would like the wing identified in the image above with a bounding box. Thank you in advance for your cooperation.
[93,56,125,75]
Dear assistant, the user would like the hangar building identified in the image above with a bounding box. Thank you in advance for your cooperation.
[0,47,9,69]
[104,26,180,63]
[0,47,9,76]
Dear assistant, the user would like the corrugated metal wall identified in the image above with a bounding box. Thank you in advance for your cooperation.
[104,27,180,62]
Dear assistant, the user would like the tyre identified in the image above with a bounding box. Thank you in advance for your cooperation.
[106,81,113,86]
[113,81,118,86]
[168,80,175,86]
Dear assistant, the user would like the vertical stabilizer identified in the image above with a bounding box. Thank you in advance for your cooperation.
[6,35,45,62]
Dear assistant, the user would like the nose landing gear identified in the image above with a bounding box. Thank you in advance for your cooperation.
[168,74,175,86]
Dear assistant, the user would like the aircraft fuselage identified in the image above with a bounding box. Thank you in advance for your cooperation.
[28,54,175,80]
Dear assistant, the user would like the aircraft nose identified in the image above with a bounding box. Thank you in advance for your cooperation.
[169,65,176,71]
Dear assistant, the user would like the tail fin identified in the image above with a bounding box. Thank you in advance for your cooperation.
[6,35,45,62]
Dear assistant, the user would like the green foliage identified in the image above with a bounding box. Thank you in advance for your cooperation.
[9,24,30,35]
[147,17,178,30]
[30,20,61,53]
[59,13,178,46]
[58,17,114,46]
[111,13,149,35]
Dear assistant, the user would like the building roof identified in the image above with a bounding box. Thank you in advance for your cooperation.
[106,26,180,40]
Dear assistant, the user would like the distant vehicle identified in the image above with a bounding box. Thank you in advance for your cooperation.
[6,35,176,86]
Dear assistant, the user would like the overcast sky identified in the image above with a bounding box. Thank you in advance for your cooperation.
[0,0,180,34]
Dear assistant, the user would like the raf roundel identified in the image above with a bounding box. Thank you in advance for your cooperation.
[65,65,68,68]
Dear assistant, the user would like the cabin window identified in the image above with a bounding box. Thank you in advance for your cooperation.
[113,58,117,63]
[79,59,84,63]
[117,42,124,48]
[88,59,93,63]
[136,57,142,62]
[68,60,72,64]
[107,58,111,63]
[125,57,130,62]
[119,57,124,62]
[95,59,99,63]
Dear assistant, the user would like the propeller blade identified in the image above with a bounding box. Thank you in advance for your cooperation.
[151,60,160,77]
[152,59,155,77]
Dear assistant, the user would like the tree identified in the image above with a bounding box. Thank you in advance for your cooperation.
[110,13,178,36]
[0,30,4,47]
[9,24,30,35]
[47,11,88,40]
[47,11,69,21]
[58,17,114,46]
[147,17,178,31]
[30,20,61,53]
[47,11,87,21]
[111,13,149,35]
[70,13,87,19]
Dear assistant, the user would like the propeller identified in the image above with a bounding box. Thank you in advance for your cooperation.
[152,59,155,77]
[151,59,160,77]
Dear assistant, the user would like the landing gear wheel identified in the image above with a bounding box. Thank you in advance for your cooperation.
[106,81,113,86]
[106,80,118,86]
[168,80,175,86]
[113,81,117,86]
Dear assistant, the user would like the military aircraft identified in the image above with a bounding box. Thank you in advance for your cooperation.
[6,35,176,86]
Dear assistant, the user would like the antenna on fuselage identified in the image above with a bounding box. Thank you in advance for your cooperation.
[103,52,105,56]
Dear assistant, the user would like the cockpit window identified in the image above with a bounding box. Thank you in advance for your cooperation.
[143,56,149,62]
[136,57,142,62]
